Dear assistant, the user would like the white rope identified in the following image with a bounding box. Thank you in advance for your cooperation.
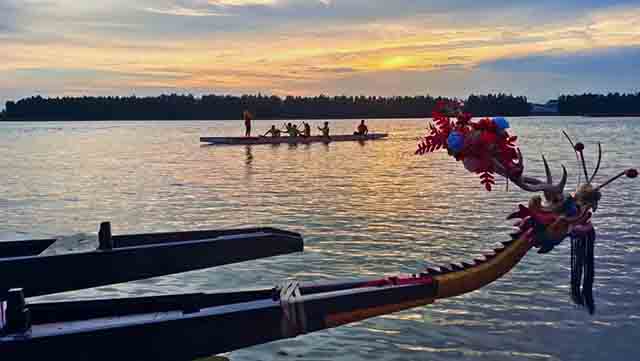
[279,281,307,337]
[0,301,5,330]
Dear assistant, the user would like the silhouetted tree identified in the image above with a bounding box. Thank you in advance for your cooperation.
[557,93,640,115]
[464,94,531,116]
[2,93,533,121]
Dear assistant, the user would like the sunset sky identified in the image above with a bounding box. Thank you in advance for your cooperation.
[2,0,639,106]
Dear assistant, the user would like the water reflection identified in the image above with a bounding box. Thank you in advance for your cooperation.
[1,118,639,361]
[245,145,253,166]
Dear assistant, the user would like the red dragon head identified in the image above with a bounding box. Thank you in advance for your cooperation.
[417,102,637,314]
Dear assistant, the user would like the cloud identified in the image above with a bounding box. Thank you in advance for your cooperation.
[207,0,279,6]
[0,0,19,33]
[480,47,640,75]
[143,6,229,16]
[2,1,640,107]
[206,0,333,8]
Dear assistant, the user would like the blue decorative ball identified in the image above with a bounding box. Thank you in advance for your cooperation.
[493,117,510,131]
[564,197,578,217]
[447,131,465,153]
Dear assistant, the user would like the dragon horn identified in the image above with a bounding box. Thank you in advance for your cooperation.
[542,155,552,184]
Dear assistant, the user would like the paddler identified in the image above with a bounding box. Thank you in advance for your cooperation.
[243,110,252,137]
[284,123,300,137]
[263,125,281,137]
[302,122,311,137]
[318,121,330,137]
[354,119,368,136]
[289,124,301,137]
[284,122,293,134]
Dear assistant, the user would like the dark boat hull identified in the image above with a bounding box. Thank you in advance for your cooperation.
[0,276,436,361]
[0,239,56,258]
[0,227,302,298]
[200,133,388,145]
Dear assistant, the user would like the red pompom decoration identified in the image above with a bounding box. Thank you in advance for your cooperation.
[416,101,520,191]
[479,131,497,145]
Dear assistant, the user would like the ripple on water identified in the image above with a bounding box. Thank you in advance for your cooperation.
[1,117,639,360]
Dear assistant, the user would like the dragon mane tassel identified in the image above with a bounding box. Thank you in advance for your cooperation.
[570,227,596,314]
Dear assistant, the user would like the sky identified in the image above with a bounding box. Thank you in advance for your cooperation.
[1,0,640,107]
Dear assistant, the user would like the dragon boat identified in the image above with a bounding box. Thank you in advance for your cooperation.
[0,230,534,361]
[1,104,636,360]
[200,133,388,145]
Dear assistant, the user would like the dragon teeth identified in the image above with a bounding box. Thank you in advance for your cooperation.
[426,267,441,275]
[484,252,497,259]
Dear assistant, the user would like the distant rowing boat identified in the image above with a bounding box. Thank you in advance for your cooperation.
[200,133,388,145]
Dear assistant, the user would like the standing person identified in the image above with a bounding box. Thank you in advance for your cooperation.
[243,110,253,137]
[355,119,368,136]
[318,121,330,137]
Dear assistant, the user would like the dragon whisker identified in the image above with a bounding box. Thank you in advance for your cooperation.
[589,143,602,184]
[595,169,639,191]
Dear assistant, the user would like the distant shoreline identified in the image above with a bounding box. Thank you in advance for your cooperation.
[583,113,640,117]
[2,92,638,121]
[0,114,544,122]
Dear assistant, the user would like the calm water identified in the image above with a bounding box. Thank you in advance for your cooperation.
[1,117,639,361]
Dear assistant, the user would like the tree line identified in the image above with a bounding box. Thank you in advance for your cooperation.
[557,93,640,116]
[1,93,531,121]
[3,92,637,121]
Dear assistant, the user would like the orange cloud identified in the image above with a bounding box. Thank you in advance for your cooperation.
[2,5,639,98]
